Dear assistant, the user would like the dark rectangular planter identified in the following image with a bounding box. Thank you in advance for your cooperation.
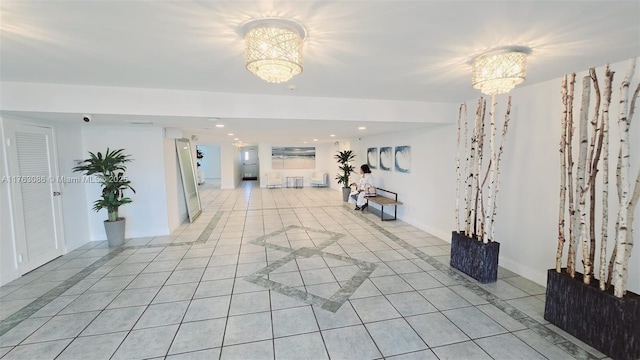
[450,231,500,283]
[544,269,640,360]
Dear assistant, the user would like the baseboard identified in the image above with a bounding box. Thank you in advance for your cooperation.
[498,256,547,286]
[0,269,20,286]
[399,216,451,242]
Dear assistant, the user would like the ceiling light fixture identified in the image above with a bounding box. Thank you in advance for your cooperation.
[241,18,306,83]
[216,124,225,128]
[330,134,336,137]
[471,46,531,95]
[358,127,366,130]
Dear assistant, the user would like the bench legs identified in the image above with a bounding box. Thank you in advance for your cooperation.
[380,205,398,221]
[365,200,398,221]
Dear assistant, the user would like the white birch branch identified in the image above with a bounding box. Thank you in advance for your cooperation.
[467,99,482,236]
[577,75,592,284]
[584,68,601,284]
[484,95,497,243]
[599,66,614,290]
[491,96,511,243]
[476,99,487,240]
[613,58,636,298]
[455,104,463,233]
[558,75,568,273]
[567,73,577,277]
[462,103,470,235]
[619,74,639,296]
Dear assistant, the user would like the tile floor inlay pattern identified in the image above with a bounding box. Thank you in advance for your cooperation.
[0,247,126,337]
[0,210,224,338]
[0,182,609,359]
[351,209,602,360]
[244,225,377,312]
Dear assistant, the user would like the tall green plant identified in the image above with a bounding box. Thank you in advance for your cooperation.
[73,148,135,222]
[334,150,356,188]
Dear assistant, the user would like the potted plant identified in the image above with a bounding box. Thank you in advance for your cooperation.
[545,64,639,360]
[334,150,356,202]
[451,96,512,283]
[196,147,205,185]
[73,148,135,247]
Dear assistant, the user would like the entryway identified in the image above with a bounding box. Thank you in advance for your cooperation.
[242,146,259,180]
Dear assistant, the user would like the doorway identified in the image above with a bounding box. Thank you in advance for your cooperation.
[242,146,259,180]
[4,120,65,273]
[196,144,221,188]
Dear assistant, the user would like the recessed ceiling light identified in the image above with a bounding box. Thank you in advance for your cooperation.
[313,139,318,141]
[303,141,307,144]
[216,124,225,128]
[208,118,220,122]
[234,138,239,141]
[330,134,336,137]
[358,126,366,130]
[228,133,234,136]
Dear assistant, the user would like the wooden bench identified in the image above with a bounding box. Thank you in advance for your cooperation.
[364,188,403,221]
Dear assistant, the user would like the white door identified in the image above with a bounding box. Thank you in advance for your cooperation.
[242,147,259,180]
[5,121,64,273]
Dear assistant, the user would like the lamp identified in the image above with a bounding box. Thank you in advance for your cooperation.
[242,18,306,83]
[471,46,530,95]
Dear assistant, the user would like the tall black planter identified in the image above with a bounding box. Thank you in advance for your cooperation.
[544,269,640,360]
[450,231,500,283]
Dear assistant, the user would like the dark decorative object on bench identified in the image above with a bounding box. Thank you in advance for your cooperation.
[364,187,403,221]
[544,269,640,360]
[450,231,499,283]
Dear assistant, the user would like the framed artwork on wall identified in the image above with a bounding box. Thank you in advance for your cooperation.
[379,147,392,171]
[395,146,411,173]
[272,147,316,169]
[367,147,378,169]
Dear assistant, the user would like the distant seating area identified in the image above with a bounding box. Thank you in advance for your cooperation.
[310,171,329,187]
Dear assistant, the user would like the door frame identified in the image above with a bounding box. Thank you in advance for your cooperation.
[242,146,259,180]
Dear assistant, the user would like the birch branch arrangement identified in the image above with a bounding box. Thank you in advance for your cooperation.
[556,59,639,298]
[456,96,511,244]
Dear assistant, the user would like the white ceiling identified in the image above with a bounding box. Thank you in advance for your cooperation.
[1,1,639,143]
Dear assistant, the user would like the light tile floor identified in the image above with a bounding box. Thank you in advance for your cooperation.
[0,182,609,359]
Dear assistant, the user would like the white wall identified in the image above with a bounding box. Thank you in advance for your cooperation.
[0,82,453,125]
[55,123,90,251]
[81,126,170,240]
[258,143,332,188]
[352,124,456,239]
[220,143,241,189]
[0,117,19,285]
[199,144,221,179]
